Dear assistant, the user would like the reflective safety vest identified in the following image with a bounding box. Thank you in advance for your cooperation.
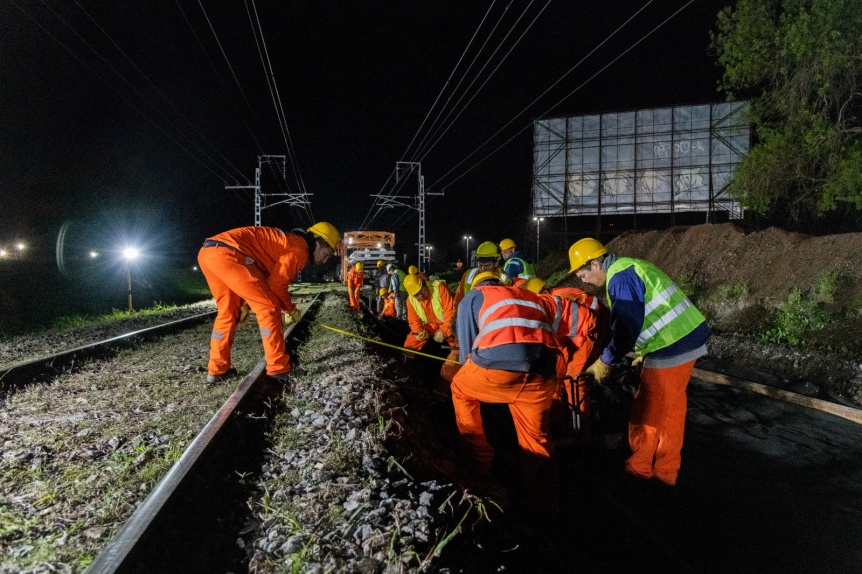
[542,294,592,348]
[607,257,706,355]
[390,269,407,293]
[472,286,560,353]
[551,286,600,311]
[504,257,536,279]
[409,280,448,324]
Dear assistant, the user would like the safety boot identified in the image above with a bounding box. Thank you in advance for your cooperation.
[206,367,237,384]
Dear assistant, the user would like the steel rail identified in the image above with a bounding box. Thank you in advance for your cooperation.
[86,292,322,574]
[0,311,216,392]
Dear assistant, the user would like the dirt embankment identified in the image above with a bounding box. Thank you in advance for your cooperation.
[540,223,862,406]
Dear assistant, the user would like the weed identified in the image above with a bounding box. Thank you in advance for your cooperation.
[674,273,704,304]
[762,286,833,346]
[716,282,749,303]
[544,268,570,287]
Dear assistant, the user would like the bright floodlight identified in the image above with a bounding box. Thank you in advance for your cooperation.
[123,247,139,260]
[89,251,99,258]
[15,243,25,251]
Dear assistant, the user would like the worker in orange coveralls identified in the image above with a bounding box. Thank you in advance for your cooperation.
[570,237,710,486]
[403,273,460,382]
[379,288,397,318]
[521,277,610,435]
[197,222,340,384]
[346,261,364,311]
[453,271,563,515]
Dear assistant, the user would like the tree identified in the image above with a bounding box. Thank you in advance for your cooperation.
[712,0,862,225]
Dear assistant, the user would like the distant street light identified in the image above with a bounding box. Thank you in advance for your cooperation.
[89,251,99,259]
[123,247,139,312]
[463,235,472,264]
[15,242,25,260]
[533,217,544,261]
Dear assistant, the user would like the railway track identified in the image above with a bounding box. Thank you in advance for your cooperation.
[3,291,862,572]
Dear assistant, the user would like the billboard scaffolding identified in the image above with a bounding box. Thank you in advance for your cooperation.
[532,102,749,224]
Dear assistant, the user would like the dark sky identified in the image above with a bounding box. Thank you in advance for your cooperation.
[1,0,734,268]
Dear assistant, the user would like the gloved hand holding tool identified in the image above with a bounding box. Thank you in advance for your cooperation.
[585,358,611,384]
[283,307,302,325]
[433,331,446,343]
[414,330,430,341]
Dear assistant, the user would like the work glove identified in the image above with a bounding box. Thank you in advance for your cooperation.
[414,330,430,341]
[283,307,302,325]
[585,359,612,384]
[433,330,446,343]
[238,301,251,326]
[631,355,644,368]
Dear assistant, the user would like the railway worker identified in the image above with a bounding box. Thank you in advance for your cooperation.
[499,238,536,279]
[521,277,611,435]
[452,271,563,515]
[197,222,340,384]
[453,241,511,306]
[569,238,710,486]
[387,263,408,320]
[380,288,397,318]
[402,273,460,382]
[376,260,389,315]
[346,261,364,311]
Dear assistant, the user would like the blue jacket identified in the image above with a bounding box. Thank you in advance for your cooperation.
[601,255,710,368]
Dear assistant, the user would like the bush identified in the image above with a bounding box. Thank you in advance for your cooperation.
[761,277,834,346]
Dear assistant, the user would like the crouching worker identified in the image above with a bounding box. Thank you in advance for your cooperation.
[403,273,460,382]
[569,238,710,486]
[521,277,611,436]
[197,222,340,384]
[452,271,562,515]
[379,288,397,318]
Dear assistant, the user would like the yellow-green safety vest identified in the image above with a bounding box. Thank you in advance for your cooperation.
[606,257,705,356]
[409,280,447,324]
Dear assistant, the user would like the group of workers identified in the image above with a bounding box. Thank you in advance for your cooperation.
[198,225,710,518]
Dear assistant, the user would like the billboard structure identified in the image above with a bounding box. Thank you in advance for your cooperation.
[532,101,749,222]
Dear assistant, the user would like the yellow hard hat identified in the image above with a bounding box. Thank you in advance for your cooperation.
[568,238,607,272]
[522,277,546,294]
[475,241,500,259]
[472,271,503,286]
[354,262,363,271]
[307,222,341,250]
[499,238,516,251]
[376,259,385,268]
[408,265,418,275]
[403,273,424,296]
[379,287,387,296]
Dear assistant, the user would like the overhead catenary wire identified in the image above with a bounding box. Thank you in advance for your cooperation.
[69,0,249,184]
[246,0,315,225]
[410,0,553,164]
[6,0,232,185]
[430,1,687,194]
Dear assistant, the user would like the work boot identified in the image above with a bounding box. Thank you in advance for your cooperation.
[206,367,238,384]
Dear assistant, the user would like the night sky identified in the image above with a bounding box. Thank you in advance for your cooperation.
[1,0,734,269]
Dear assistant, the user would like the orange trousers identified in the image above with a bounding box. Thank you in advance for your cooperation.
[197,245,290,377]
[451,360,558,513]
[348,289,361,309]
[625,360,695,485]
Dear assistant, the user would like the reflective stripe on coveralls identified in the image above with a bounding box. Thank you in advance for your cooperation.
[198,232,308,375]
[472,294,559,354]
[606,257,705,356]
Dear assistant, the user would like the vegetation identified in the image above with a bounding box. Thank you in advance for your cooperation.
[712,0,862,225]
[761,272,838,345]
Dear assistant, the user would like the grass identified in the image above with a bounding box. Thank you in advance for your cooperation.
[761,272,839,346]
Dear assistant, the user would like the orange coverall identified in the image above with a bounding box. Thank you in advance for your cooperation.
[346,267,364,309]
[197,227,307,377]
[453,284,562,513]
[547,290,611,433]
[404,281,456,351]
